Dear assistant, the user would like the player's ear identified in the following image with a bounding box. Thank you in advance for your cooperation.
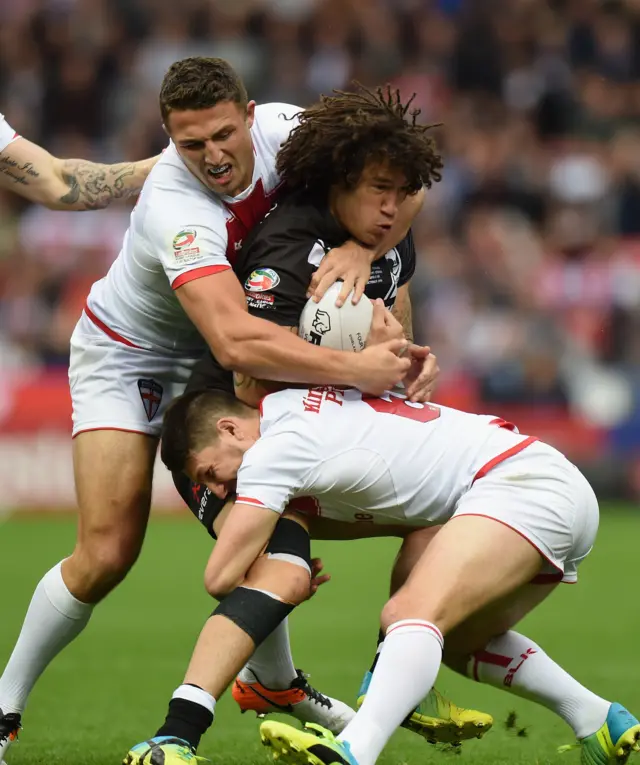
[246,101,256,129]
[216,417,242,440]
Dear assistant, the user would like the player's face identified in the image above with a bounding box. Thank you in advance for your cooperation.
[330,162,412,247]
[185,416,259,499]
[166,100,256,197]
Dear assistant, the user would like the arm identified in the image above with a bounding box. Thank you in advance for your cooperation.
[0,136,159,210]
[310,187,426,305]
[175,269,409,392]
[204,502,280,597]
[391,283,414,343]
[233,324,297,407]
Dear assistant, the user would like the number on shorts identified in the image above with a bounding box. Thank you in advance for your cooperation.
[363,394,441,423]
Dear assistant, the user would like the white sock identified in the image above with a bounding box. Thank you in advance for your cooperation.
[239,616,297,690]
[469,630,610,739]
[339,620,444,765]
[0,562,93,714]
[172,683,216,715]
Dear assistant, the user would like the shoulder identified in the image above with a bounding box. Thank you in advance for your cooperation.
[254,103,302,129]
[252,103,302,151]
[0,113,19,152]
[139,153,227,243]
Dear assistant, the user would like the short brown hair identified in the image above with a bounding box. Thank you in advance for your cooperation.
[161,389,250,474]
[159,57,248,126]
[276,83,443,197]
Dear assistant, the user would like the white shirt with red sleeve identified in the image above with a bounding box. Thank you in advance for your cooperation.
[0,113,19,152]
[235,388,537,527]
[84,102,301,354]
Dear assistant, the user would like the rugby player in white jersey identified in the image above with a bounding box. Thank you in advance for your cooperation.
[0,58,420,759]
[161,387,640,765]
[0,113,158,209]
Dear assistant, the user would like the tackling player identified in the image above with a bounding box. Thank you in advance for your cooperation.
[0,112,158,209]
[166,387,640,765]
[122,86,493,765]
[0,59,417,761]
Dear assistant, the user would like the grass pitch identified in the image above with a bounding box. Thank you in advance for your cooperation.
[1,507,639,765]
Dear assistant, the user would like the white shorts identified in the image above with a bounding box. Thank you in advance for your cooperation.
[453,440,599,583]
[69,311,199,438]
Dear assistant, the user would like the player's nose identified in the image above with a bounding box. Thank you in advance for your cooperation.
[204,140,225,165]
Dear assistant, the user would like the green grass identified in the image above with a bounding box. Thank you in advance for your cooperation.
[1,507,639,765]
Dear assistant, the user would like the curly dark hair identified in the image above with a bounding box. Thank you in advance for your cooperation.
[276,84,443,196]
[159,57,248,127]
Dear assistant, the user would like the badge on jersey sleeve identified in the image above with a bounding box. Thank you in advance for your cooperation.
[137,379,163,421]
[172,228,202,265]
[245,268,280,292]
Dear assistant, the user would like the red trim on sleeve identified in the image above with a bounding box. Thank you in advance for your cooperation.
[172,264,231,290]
[472,436,538,483]
[236,496,266,507]
[488,417,517,431]
[84,303,142,348]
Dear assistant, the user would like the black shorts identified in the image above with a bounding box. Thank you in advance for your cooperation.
[172,351,234,538]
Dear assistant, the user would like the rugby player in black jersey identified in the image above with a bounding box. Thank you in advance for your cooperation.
[123,86,493,765]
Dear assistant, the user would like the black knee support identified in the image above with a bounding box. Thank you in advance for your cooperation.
[266,518,311,568]
[212,586,294,646]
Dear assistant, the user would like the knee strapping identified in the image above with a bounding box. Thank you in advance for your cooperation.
[212,587,294,646]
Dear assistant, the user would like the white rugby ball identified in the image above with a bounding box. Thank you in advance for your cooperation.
[299,282,373,352]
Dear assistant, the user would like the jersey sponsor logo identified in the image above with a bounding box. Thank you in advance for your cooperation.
[137,378,163,421]
[245,290,275,309]
[302,386,344,414]
[245,268,280,292]
[173,228,197,251]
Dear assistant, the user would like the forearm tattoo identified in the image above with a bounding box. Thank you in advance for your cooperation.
[0,155,39,186]
[393,291,414,343]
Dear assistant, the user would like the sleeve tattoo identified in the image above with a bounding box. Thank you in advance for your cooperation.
[59,159,141,210]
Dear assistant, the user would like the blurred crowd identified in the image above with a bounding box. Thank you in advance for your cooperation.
[2,0,640,435]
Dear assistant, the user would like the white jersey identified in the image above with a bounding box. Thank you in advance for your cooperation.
[0,113,19,152]
[85,102,300,354]
[236,387,536,526]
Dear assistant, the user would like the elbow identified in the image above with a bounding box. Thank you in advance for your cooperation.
[215,343,245,372]
[204,567,242,600]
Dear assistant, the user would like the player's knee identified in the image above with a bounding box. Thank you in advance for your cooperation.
[257,561,311,606]
[72,531,143,598]
[380,588,446,633]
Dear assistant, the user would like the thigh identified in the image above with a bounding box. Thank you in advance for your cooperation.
[69,312,194,438]
[383,515,544,635]
[444,582,558,660]
[73,428,157,547]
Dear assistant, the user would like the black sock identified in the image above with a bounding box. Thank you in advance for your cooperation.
[368,628,386,673]
[155,697,213,751]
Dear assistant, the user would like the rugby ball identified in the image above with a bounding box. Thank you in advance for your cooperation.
[299,282,373,352]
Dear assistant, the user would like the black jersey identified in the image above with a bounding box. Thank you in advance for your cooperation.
[185,192,416,396]
[179,192,417,536]
[236,192,416,327]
